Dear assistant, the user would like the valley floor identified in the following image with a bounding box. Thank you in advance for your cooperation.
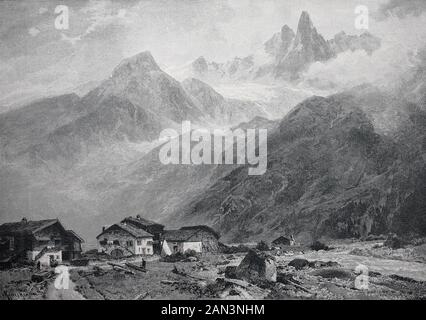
[1,240,426,300]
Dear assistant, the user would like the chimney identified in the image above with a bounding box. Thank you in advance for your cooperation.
[21,217,28,223]
[136,214,141,220]
[102,226,106,232]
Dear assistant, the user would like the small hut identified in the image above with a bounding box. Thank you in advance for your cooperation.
[272,235,295,247]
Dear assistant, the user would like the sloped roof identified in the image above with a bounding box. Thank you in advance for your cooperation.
[163,225,220,242]
[180,225,220,239]
[0,219,59,235]
[96,223,153,239]
[163,229,198,242]
[66,230,84,243]
[121,216,164,228]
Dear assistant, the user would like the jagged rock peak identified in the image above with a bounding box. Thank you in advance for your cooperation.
[192,56,209,74]
[112,51,161,77]
[281,25,295,40]
[297,11,314,33]
[292,10,334,62]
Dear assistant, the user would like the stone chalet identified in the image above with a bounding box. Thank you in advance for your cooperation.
[96,216,220,257]
[96,222,154,258]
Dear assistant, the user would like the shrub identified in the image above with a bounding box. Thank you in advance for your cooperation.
[219,242,251,254]
[185,249,198,257]
[310,241,330,251]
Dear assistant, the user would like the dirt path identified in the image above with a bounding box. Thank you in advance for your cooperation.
[46,278,85,300]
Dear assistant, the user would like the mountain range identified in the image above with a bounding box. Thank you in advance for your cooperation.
[0,12,424,246]
[0,52,270,168]
[0,50,275,242]
[187,11,381,82]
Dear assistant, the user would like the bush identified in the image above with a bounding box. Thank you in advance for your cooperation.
[185,249,198,257]
[160,252,186,262]
[384,234,405,249]
[219,242,251,254]
[310,241,330,251]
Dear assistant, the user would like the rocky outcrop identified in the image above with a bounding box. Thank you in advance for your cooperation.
[274,11,335,78]
[264,25,295,60]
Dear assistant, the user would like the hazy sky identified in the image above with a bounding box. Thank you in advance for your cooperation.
[0,0,424,108]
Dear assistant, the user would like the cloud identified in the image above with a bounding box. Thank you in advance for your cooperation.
[302,13,426,92]
[59,0,130,45]
[28,27,40,37]
[376,0,426,20]
[38,7,48,15]
[60,33,81,45]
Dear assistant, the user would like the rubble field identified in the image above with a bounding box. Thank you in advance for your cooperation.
[1,240,426,300]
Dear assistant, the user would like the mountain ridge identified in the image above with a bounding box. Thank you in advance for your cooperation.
[163,86,425,243]
[187,11,381,82]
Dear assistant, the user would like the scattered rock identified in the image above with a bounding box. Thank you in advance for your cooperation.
[308,260,340,268]
[277,272,301,285]
[349,248,367,256]
[413,244,426,260]
[160,251,200,263]
[255,241,270,251]
[288,258,309,270]
[224,266,238,279]
[185,256,198,262]
[92,266,105,276]
[215,260,230,266]
[228,289,239,295]
[311,268,353,280]
[233,250,277,282]
[389,274,419,284]
[31,271,53,283]
[310,241,330,251]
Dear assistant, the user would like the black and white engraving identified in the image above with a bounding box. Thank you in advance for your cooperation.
[0,0,425,301]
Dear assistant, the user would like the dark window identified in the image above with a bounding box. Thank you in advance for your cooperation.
[113,240,120,246]
[54,240,61,246]
[137,240,142,245]
[9,237,14,251]
[126,240,133,247]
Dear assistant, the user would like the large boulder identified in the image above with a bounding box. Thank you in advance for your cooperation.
[233,250,277,282]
